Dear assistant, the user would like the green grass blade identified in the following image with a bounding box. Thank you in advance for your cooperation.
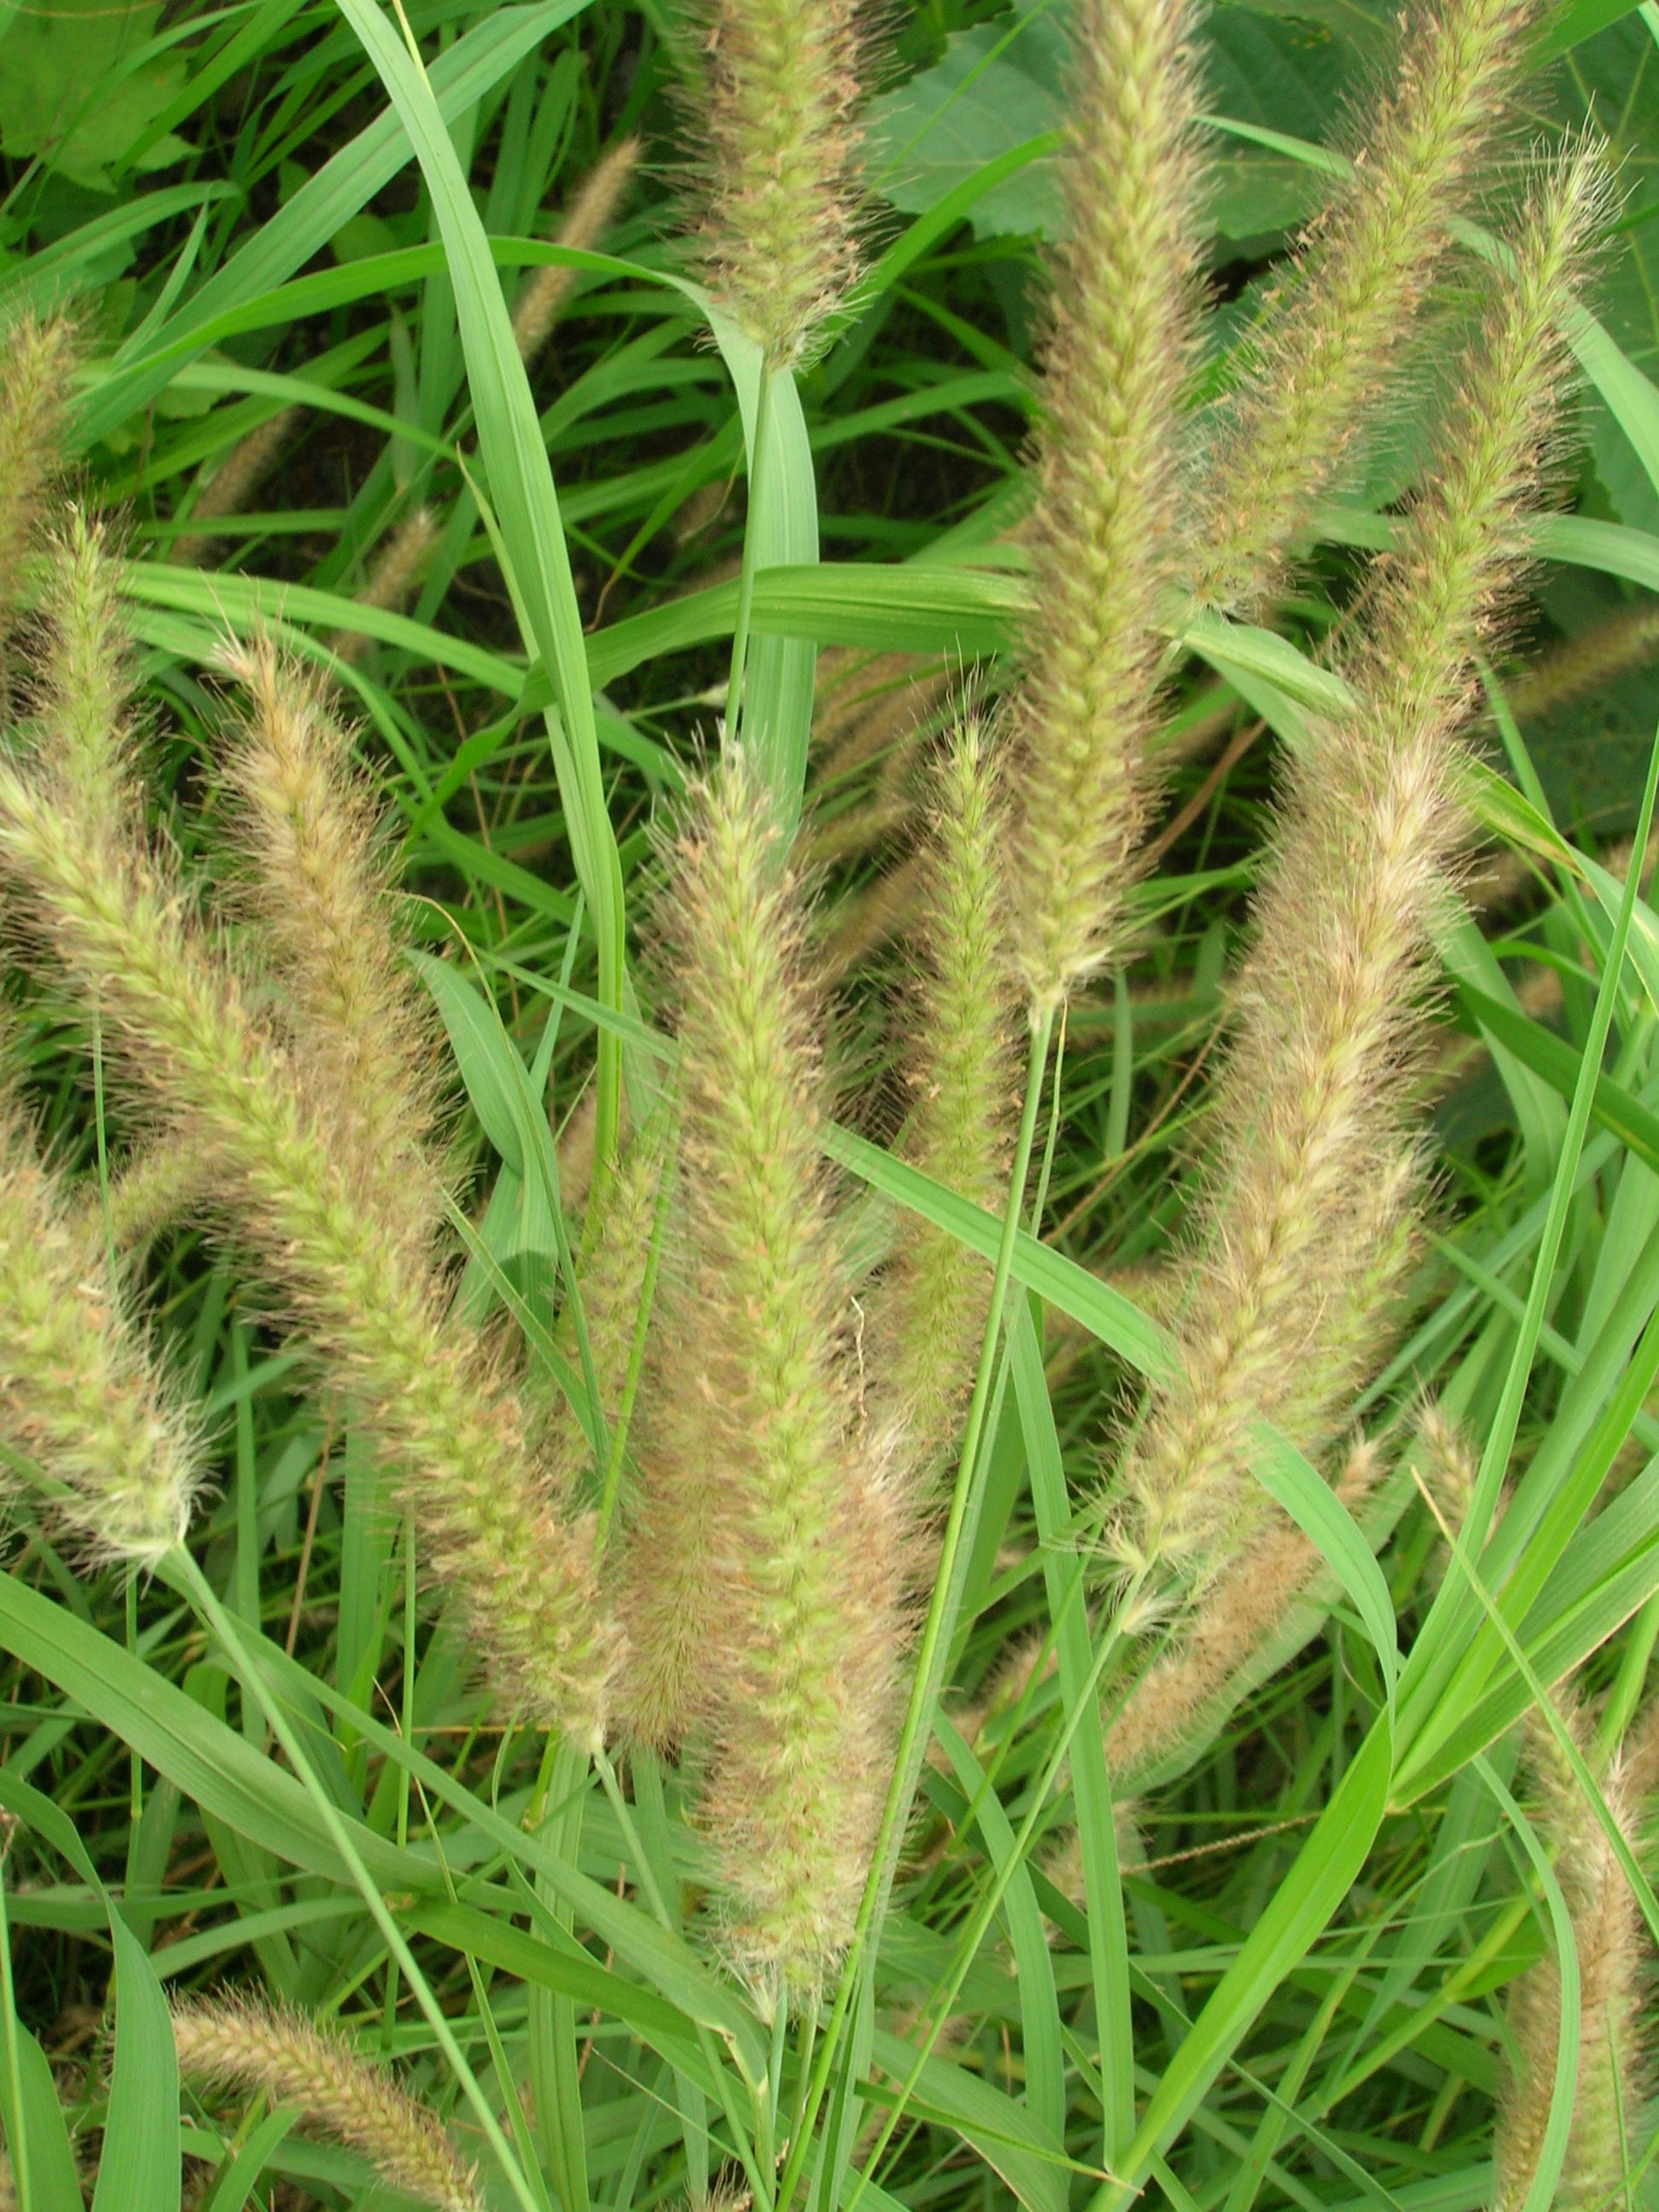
[1010,1300,1133,2164]
[336,0,628,1176]
[90,1914,180,2212]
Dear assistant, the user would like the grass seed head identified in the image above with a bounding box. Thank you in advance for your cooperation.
[687,0,868,365]
[334,505,444,663]
[1496,1694,1656,2210]
[172,407,298,568]
[1107,140,1608,1609]
[172,1994,483,2212]
[0,629,616,1740]
[0,308,75,650]
[623,749,906,2003]
[1004,0,1206,1010]
[0,1090,201,1566]
[215,632,448,1260]
[869,704,1019,1496]
[1186,0,1545,614]
[515,138,643,366]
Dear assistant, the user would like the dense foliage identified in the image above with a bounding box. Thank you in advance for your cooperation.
[2,1,1659,2209]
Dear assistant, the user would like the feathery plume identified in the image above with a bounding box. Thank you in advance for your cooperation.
[172,1994,482,2212]
[29,511,141,832]
[622,751,905,2001]
[1186,0,1543,615]
[1102,1437,1382,1784]
[1494,1695,1659,2209]
[73,1142,200,1264]
[0,309,74,651]
[332,505,443,664]
[0,608,615,1737]
[1004,0,1207,1011]
[1108,143,1609,1601]
[172,407,298,568]
[0,1086,201,1564]
[537,1117,666,1489]
[514,138,642,367]
[214,634,445,1252]
[869,707,1018,1492]
[1506,597,1659,722]
[689,0,867,365]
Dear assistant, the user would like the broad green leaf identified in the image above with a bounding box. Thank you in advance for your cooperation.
[705,317,819,832]
[409,950,534,1173]
[1567,307,1659,504]
[1535,0,1644,52]
[91,1915,180,2212]
[0,0,186,189]
[1455,983,1659,1176]
[1179,608,1354,717]
[4,183,234,308]
[9,2029,84,2212]
[568,561,1025,695]
[201,2110,298,2212]
[931,1715,1066,2146]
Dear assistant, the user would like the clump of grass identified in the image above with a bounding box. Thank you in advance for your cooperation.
[623,749,905,2003]
[1108,141,1609,1608]
[1186,0,1542,614]
[1004,0,1206,1011]
[687,0,868,364]
[172,1993,484,2212]
[0,528,616,1740]
[1495,1694,1659,2209]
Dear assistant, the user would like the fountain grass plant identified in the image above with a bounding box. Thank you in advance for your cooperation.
[0,0,1656,2207]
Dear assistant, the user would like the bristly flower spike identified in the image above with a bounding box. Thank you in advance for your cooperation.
[1186,0,1544,615]
[172,406,297,568]
[1004,0,1207,1012]
[31,511,141,833]
[690,0,867,365]
[333,505,442,663]
[215,633,446,1253]
[622,750,905,2004]
[172,1994,484,2212]
[514,138,642,368]
[1495,1692,1659,2210]
[870,704,1018,1493]
[0,309,74,662]
[0,533,616,1740]
[0,1081,201,1566]
[1108,140,1610,1603]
